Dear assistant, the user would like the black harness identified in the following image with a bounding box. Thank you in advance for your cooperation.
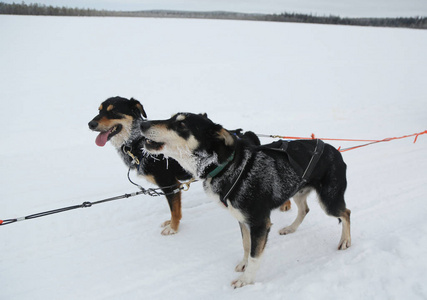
[215,139,325,207]
[258,139,325,181]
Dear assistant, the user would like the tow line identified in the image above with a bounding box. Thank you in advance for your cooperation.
[0,169,196,227]
[2,129,424,227]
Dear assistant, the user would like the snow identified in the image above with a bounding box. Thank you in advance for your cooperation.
[1,15,427,299]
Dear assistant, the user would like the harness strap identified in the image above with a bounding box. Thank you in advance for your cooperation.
[219,154,255,207]
[301,139,324,181]
[288,139,325,196]
[256,140,303,175]
[215,139,325,206]
[207,151,235,178]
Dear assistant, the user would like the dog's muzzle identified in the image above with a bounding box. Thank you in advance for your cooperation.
[140,121,165,151]
[88,120,98,130]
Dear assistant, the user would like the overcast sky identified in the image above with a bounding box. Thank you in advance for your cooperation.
[3,0,427,17]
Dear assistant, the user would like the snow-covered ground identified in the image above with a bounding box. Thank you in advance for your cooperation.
[1,15,426,299]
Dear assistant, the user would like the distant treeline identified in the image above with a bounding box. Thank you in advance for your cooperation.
[1,1,426,29]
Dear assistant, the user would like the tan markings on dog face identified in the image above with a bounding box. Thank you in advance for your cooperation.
[187,135,199,151]
[148,116,197,151]
[218,128,235,146]
[107,104,114,111]
[96,116,118,129]
[99,104,103,111]
[144,124,200,174]
[95,115,134,147]
[96,115,133,128]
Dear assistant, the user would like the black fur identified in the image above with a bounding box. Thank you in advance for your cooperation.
[141,113,351,287]
[89,97,192,235]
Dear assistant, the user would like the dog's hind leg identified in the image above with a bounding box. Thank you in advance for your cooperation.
[160,189,182,235]
[316,173,351,250]
[318,191,351,250]
[232,218,271,288]
[338,208,351,250]
[279,188,310,235]
[279,199,292,211]
[235,222,251,272]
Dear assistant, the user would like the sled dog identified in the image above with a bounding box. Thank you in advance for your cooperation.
[88,98,268,234]
[88,97,193,235]
[140,112,351,287]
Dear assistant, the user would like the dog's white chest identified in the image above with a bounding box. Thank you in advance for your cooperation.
[204,179,247,223]
[226,200,246,223]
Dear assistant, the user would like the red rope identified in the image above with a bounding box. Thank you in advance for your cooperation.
[268,130,427,152]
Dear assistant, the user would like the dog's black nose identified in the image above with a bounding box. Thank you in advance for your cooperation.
[88,120,98,130]
[140,120,151,132]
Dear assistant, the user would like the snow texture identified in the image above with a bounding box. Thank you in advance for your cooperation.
[1,15,427,299]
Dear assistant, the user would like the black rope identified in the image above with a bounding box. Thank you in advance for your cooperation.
[0,191,146,226]
[0,166,197,227]
[126,167,183,196]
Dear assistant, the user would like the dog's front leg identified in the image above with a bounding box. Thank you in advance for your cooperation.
[161,191,182,235]
[232,219,271,288]
[235,222,250,272]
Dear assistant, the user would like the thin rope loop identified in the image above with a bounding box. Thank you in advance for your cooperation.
[258,130,426,152]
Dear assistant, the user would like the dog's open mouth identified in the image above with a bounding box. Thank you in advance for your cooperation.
[144,137,165,151]
[95,124,122,147]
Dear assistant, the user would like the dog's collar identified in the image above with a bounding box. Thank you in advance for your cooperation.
[122,144,141,166]
[207,151,235,178]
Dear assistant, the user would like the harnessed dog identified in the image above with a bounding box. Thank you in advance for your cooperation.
[140,112,351,288]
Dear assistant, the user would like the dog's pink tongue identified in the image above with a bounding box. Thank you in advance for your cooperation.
[95,131,109,147]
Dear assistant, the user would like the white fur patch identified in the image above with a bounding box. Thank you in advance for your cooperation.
[144,126,200,175]
[176,114,186,121]
[204,178,224,204]
[226,200,246,223]
[204,180,246,223]
[231,256,261,288]
[108,115,133,148]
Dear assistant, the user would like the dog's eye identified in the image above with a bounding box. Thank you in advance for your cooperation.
[177,121,187,129]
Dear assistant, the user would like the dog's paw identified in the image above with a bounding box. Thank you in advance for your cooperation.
[235,260,247,272]
[161,220,171,228]
[279,226,296,235]
[161,225,177,235]
[338,237,351,250]
[231,277,253,289]
[279,200,291,212]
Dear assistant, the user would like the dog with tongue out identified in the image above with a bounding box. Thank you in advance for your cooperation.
[95,129,113,147]
[88,96,193,235]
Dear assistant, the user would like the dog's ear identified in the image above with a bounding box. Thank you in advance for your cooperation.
[211,127,235,163]
[208,122,234,147]
[199,113,208,118]
[216,128,235,146]
[130,98,147,118]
